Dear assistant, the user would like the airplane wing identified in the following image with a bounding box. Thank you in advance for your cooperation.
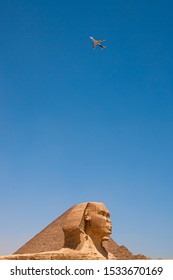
[98,43,106,49]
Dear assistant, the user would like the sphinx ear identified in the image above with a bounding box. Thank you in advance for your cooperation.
[85,213,91,221]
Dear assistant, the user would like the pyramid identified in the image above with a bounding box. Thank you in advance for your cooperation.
[14,204,147,259]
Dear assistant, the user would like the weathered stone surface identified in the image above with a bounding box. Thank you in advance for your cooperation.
[0,250,113,260]
[0,202,149,260]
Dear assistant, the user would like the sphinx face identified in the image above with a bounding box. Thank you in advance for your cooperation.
[85,202,112,238]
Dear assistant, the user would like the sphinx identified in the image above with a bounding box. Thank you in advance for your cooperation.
[60,202,114,259]
[0,202,148,260]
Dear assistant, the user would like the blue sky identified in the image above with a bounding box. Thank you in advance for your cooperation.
[0,0,173,258]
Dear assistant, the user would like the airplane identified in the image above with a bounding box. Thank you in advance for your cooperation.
[90,36,106,49]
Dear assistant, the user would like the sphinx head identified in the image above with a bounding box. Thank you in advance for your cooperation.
[62,202,112,251]
[84,202,112,238]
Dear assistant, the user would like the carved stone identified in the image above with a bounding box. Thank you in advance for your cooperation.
[0,202,149,260]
